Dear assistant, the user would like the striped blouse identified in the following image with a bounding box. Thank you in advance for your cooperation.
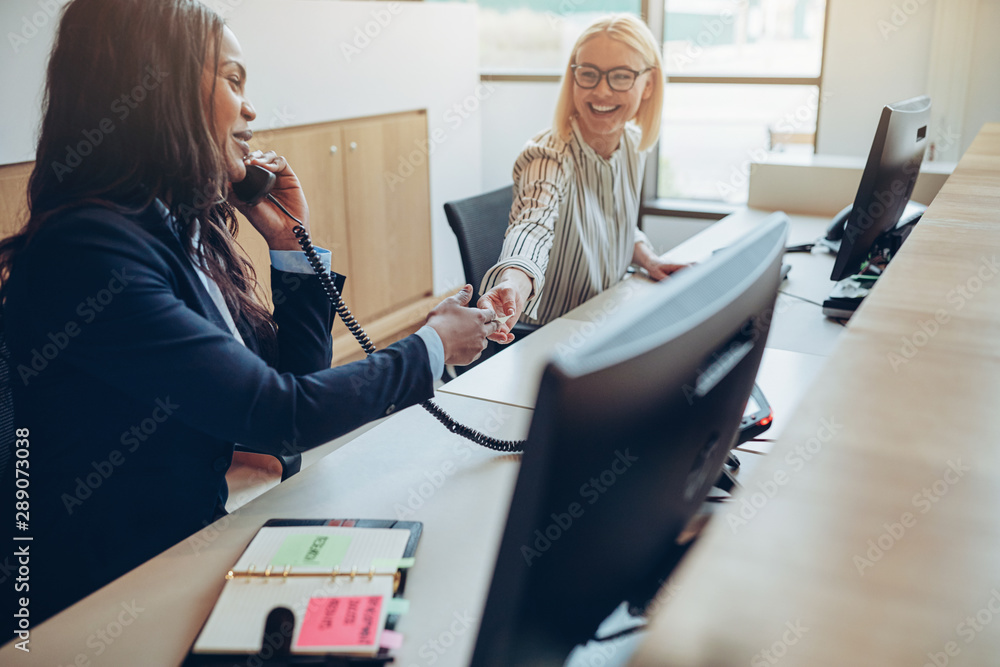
[481,117,652,325]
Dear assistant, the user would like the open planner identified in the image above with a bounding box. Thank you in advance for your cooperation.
[185,519,421,665]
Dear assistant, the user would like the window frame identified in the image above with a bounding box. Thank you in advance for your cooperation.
[472,0,831,217]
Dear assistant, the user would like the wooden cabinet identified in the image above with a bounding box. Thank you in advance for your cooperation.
[246,110,433,327]
[0,162,32,242]
[0,110,437,365]
[341,113,433,321]
[238,123,356,310]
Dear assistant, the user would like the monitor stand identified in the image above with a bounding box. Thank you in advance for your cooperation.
[819,200,925,320]
[822,275,873,319]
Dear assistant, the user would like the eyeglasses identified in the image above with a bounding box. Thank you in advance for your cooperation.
[570,64,652,92]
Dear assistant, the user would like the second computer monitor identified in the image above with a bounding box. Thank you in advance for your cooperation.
[832,95,931,281]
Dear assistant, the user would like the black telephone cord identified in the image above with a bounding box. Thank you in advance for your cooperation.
[268,194,525,453]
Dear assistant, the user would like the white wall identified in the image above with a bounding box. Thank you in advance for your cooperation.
[0,0,482,295]
[963,0,1000,154]
[0,0,64,161]
[477,0,1000,177]
[480,80,560,191]
[817,0,1000,160]
[812,0,935,156]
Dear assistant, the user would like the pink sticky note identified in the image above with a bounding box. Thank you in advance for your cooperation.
[380,629,404,650]
[298,596,383,648]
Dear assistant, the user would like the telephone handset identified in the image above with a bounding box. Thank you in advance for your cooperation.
[231,162,276,206]
[232,165,524,453]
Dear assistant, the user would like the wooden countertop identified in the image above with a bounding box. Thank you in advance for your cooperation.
[631,123,1000,667]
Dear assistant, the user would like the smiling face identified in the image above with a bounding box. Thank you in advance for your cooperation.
[571,33,653,158]
[202,26,256,183]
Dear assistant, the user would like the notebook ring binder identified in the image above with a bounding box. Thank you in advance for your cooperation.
[187,519,422,663]
[223,568,400,580]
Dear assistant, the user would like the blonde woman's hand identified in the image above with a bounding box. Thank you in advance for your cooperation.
[477,268,533,344]
[644,259,688,281]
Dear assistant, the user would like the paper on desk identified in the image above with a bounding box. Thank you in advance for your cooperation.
[829,278,871,299]
[385,597,410,615]
[299,594,383,649]
[272,534,351,568]
[233,526,410,573]
[379,628,405,650]
[194,574,396,654]
[193,525,410,655]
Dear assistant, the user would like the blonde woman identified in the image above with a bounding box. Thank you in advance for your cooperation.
[478,14,685,341]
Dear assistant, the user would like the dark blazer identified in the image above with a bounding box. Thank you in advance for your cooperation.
[2,203,433,622]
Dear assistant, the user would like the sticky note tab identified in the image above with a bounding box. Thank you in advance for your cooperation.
[298,596,382,648]
[371,557,415,570]
[272,535,351,569]
[380,629,404,650]
[385,598,410,615]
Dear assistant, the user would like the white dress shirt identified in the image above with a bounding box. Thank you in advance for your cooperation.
[481,118,652,325]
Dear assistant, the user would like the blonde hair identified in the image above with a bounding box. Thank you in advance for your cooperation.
[553,14,664,152]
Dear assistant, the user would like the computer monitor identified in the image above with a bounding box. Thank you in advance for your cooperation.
[469,213,789,666]
[830,95,931,281]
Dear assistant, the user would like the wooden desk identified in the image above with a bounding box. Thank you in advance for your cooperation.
[441,208,839,417]
[630,124,1000,666]
[0,394,531,666]
[0,199,839,666]
[439,318,588,410]
[560,209,845,358]
[442,335,827,451]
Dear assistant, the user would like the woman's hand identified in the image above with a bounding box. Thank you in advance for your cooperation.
[426,286,501,365]
[229,150,309,251]
[476,267,533,344]
[633,241,688,281]
[644,258,689,281]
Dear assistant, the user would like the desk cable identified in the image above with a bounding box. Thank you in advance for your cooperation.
[777,290,823,308]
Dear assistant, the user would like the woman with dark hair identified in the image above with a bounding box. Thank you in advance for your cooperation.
[0,0,497,622]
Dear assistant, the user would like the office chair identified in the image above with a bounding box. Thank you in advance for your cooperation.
[444,185,539,374]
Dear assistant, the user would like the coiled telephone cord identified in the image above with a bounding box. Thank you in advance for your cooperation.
[268,194,525,453]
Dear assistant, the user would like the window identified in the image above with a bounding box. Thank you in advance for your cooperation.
[656,0,828,204]
[425,0,642,73]
[426,0,828,207]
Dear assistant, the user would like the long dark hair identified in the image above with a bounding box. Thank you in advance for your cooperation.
[0,0,276,353]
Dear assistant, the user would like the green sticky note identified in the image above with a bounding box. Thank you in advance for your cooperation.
[385,598,410,615]
[272,534,351,568]
[371,557,415,570]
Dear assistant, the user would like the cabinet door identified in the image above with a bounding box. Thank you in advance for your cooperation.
[341,113,433,321]
[0,162,32,241]
[241,125,354,309]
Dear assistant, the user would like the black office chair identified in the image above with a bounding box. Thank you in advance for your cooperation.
[444,185,539,374]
